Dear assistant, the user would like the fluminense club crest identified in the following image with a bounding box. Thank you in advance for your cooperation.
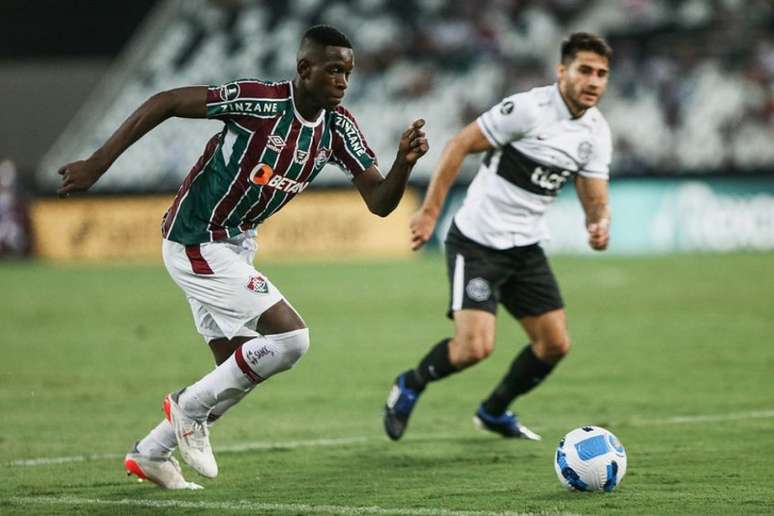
[314,148,331,168]
[246,275,269,294]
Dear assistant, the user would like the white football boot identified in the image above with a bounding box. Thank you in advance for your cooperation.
[164,392,219,478]
[124,447,203,490]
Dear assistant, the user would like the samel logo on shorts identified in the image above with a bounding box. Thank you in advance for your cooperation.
[246,275,269,294]
[466,277,491,302]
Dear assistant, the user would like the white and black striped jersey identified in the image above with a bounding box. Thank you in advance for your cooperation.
[453,84,612,249]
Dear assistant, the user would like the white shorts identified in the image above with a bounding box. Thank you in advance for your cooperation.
[162,233,285,341]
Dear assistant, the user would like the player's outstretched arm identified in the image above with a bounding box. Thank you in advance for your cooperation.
[57,86,207,196]
[575,175,610,251]
[409,121,492,251]
[353,119,429,217]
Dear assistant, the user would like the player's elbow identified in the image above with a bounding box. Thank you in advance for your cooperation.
[369,204,393,218]
[366,196,397,217]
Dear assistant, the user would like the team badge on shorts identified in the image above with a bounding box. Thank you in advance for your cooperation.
[466,277,491,302]
[246,275,269,294]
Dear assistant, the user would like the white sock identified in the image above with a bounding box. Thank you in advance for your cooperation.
[135,393,246,458]
[136,420,177,459]
[178,329,309,421]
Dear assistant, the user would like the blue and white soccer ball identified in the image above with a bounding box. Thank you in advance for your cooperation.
[554,426,627,492]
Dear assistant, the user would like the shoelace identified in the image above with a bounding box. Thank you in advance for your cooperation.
[181,419,211,450]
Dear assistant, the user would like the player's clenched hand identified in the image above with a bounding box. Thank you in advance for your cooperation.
[587,219,610,251]
[397,119,429,165]
[409,209,436,251]
[57,159,106,197]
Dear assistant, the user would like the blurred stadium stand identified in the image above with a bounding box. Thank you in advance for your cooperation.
[0,0,158,183]
[27,0,774,194]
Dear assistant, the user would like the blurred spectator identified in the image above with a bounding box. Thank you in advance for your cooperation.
[0,160,31,258]
[38,0,774,192]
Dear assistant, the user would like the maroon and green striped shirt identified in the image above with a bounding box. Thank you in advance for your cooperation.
[162,79,377,244]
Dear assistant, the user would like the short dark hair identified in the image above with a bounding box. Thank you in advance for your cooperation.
[302,25,352,49]
[561,32,612,64]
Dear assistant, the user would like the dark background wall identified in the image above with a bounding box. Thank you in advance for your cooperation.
[0,0,157,181]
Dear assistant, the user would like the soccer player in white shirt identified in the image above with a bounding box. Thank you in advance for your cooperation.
[384,33,613,441]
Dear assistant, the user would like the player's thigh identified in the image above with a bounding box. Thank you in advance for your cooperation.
[500,244,564,321]
[518,308,568,346]
[256,299,306,335]
[445,226,509,319]
[163,239,289,340]
[452,309,497,350]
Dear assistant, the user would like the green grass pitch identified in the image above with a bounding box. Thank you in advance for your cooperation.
[1,252,773,515]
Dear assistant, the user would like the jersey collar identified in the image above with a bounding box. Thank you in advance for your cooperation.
[289,81,325,128]
[553,83,589,121]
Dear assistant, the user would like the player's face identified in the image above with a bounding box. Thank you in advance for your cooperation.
[303,46,354,110]
[557,51,609,115]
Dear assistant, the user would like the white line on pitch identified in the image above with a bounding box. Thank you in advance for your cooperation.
[9,496,560,516]
[7,408,774,468]
[625,409,774,426]
[8,436,370,467]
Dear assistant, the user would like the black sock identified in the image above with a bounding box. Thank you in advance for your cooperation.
[482,344,555,415]
[403,338,456,391]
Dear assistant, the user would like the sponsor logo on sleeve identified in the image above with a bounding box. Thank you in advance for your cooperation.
[219,82,241,101]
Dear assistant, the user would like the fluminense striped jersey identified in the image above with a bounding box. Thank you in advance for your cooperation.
[162,79,377,244]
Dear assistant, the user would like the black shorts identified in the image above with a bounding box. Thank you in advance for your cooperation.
[444,222,564,319]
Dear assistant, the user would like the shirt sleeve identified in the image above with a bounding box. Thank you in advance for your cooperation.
[205,79,285,121]
[476,91,539,147]
[330,107,377,179]
[579,120,612,180]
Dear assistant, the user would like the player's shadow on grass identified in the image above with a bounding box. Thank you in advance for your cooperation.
[351,435,545,470]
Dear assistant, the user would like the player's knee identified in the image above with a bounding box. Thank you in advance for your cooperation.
[455,331,494,365]
[537,335,571,363]
[275,328,310,371]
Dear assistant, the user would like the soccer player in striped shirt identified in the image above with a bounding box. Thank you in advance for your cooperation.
[57,25,428,489]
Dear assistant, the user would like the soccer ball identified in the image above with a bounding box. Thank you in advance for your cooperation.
[554,426,627,492]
